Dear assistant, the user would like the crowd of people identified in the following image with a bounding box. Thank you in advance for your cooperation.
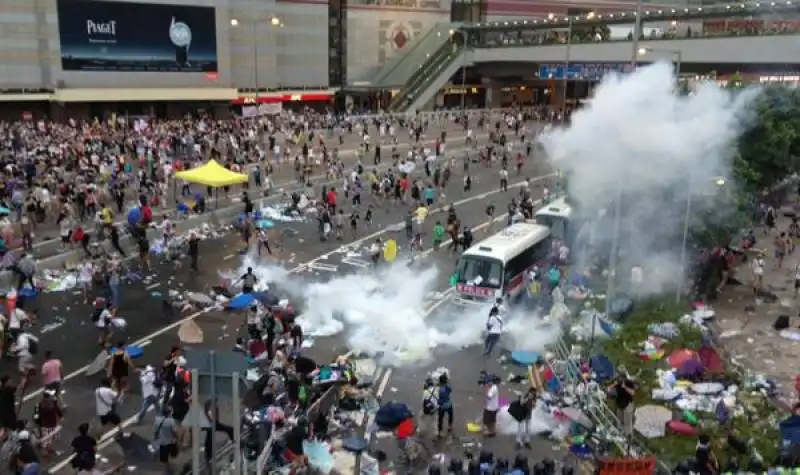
[0,107,560,474]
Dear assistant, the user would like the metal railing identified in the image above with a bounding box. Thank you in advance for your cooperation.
[547,315,668,473]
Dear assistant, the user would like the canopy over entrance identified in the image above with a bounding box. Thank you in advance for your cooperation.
[175,160,248,187]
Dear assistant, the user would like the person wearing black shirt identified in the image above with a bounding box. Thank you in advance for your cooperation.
[161,347,180,407]
[695,434,719,475]
[0,376,18,429]
[109,225,126,257]
[188,232,200,271]
[284,420,308,471]
[264,313,277,361]
[608,371,636,436]
[238,267,258,293]
[243,192,253,215]
[70,423,97,471]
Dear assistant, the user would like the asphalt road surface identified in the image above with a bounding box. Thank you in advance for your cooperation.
[5,126,558,473]
[20,118,488,259]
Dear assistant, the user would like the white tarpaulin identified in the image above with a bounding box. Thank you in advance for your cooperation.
[242,103,283,117]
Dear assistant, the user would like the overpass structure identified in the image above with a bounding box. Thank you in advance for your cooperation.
[353,1,800,112]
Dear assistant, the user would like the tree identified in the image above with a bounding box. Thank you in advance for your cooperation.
[735,85,800,195]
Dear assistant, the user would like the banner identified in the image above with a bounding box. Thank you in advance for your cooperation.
[56,0,218,72]
[242,103,283,117]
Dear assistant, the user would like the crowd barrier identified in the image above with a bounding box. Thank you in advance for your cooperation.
[251,384,341,474]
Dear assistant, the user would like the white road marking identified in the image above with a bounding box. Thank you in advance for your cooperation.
[342,257,372,269]
[144,283,160,290]
[307,262,339,273]
[223,254,236,261]
[26,173,555,407]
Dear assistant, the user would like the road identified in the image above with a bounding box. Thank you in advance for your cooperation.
[5,126,562,473]
[15,118,484,260]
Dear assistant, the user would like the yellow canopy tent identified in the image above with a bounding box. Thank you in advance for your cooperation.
[174,160,248,187]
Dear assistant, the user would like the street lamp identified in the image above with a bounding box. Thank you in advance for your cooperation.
[449,28,469,111]
[637,46,682,82]
[675,176,726,302]
[230,15,283,99]
[597,0,641,358]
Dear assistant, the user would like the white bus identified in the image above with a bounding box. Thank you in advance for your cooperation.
[534,197,572,242]
[452,223,552,303]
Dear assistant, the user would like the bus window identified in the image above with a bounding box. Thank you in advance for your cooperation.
[504,236,552,283]
[455,256,503,288]
[550,218,567,241]
[535,215,553,228]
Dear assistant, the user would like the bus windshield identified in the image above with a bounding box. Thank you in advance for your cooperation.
[454,256,503,288]
[536,215,567,241]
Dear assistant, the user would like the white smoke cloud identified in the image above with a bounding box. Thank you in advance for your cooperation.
[227,254,568,365]
[539,62,760,295]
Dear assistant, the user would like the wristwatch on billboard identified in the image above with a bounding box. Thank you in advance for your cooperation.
[169,16,192,66]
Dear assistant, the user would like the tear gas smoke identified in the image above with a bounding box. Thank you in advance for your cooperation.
[226,255,569,365]
[539,62,759,295]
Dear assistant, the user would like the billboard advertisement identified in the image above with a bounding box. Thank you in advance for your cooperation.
[56,0,218,73]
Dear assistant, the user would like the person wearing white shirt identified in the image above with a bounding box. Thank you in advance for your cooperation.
[95,378,121,427]
[369,238,382,266]
[7,307,25,342]
[752,253,765,295]
[77,261,94,303]
[482,377,500,436]
[15,332,38,374]
[483,303,504,357]
[135,366,161,424]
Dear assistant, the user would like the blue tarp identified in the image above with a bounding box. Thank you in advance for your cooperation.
[226,293,255,310]
[590,355,615,382]
[109,345,144,359]
[304,440,335,472]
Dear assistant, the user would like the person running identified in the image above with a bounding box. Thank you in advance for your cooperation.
[107,342,137,398]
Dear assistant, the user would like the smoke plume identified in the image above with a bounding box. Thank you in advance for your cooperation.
[539,62,759,295]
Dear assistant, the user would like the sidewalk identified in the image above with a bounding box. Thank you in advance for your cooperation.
[9,125,473,261]
[712,200,800,407]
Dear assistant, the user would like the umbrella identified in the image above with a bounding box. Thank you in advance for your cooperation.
[559,407,593,428]
[254,291,279,307]
[255,219,274,229]
[178,319,204,344]
[634,405,672,439]
[668,349,698,369]
[698,346,724,373]
[187,292,215,306]
[85,351,110,376]
[676,359,704,378]
[691,382,724,395]
[126,207,141,226]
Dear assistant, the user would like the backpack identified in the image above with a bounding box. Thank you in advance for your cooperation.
[422,388,438,415]
[26,336,38,355]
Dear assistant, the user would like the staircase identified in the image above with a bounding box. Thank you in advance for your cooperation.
[356,22,462,89]
[386,40,467,114]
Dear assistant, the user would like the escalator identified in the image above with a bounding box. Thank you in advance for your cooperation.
[387,39,466,113]
[356,22,462,89]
